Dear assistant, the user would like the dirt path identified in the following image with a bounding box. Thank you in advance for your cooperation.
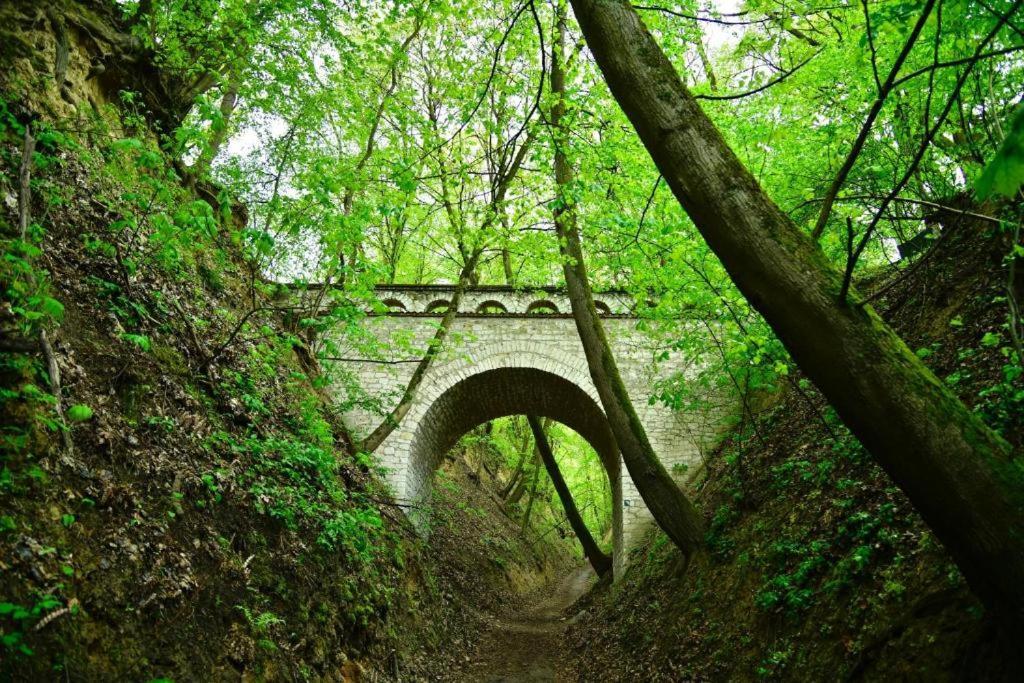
[451,565,595,682]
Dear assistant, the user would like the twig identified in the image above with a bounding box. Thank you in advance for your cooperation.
[694,51,820,101]
[794,194,1006,225]
[838,0,1021,299]
[634,175,662,242]
[321,356,424,365]
[633,4,770,26]
[893,44,1024,87]
[861,0,882,93]
[811,0,938,240]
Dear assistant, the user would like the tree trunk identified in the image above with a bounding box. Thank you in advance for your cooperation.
[501,424,532,498]
[193,75,239,178]
[521,451,543,533]
[528,415,612,575]
[507,447,540,507]
[360,250,480,453]
[568,0,1024,621]
[549,3,705,557]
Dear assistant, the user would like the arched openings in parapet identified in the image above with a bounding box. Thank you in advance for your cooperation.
[403,366,622,569]
[475,300,508,314]
[526,300,559,314]
[381,297,407,312]
[425,299,450,314]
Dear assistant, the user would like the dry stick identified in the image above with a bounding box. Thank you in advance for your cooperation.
[811,0,938,240]
[18,126,73,457]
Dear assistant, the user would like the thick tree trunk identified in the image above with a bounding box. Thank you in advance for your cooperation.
[549,4,705,556]
[528,415,612,575]
[569,0,1024,620]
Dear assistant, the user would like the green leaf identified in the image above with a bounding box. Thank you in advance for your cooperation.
[981,332,1001,348]
[38,296,64,321]
[976,105,1024,199]
[67,405,93,422]
[121,333,152,352]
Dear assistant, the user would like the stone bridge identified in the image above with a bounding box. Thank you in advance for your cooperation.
[327,285,733,577]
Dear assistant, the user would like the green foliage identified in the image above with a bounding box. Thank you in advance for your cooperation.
[976,104,1024,199]
[209,429,388,563]
[66,405,93,423]
[0,594,66,657]
[120,333,152,352]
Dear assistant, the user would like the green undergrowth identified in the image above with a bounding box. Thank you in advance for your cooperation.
[566,225,1023,682]
[0,97,412,679]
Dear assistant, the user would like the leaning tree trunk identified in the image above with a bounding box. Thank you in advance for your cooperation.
[549,3,705,556]
[360,251,480,453]
[568,0,1024,621]
[528,415,612,575]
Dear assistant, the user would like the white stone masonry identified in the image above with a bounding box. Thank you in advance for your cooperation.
[326,285,735,578]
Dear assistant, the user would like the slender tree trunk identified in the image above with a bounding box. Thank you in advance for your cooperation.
[507,448,539,507]
[549,3,705,556]
[692,21,717,91]
[521,452,543,532]
[360,250,481,452]
[568,0,1024,621]
[528,415,612,575]
[501,428,531,498]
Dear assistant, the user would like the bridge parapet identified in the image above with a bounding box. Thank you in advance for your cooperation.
[371,284,637,317]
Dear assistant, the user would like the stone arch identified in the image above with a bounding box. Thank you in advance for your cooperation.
[593,300,611,315]
[425,299,450,313]
[475,299,508,314]
[526,299,559,314]
[378,348,625,574]
[381,297,407,312]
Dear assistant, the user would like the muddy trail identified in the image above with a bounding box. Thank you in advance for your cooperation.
[450,565,596,682]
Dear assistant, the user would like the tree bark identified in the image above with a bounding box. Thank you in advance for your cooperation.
[569,0,1024,620]
[550,3,705,557]
[500,420,532,498]
[528,415,612,575]
[507,447,539,507]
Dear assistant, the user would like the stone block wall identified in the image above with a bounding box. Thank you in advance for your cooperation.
[327,286,735,578]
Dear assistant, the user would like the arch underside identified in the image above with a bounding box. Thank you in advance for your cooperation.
[405,367,623,569]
